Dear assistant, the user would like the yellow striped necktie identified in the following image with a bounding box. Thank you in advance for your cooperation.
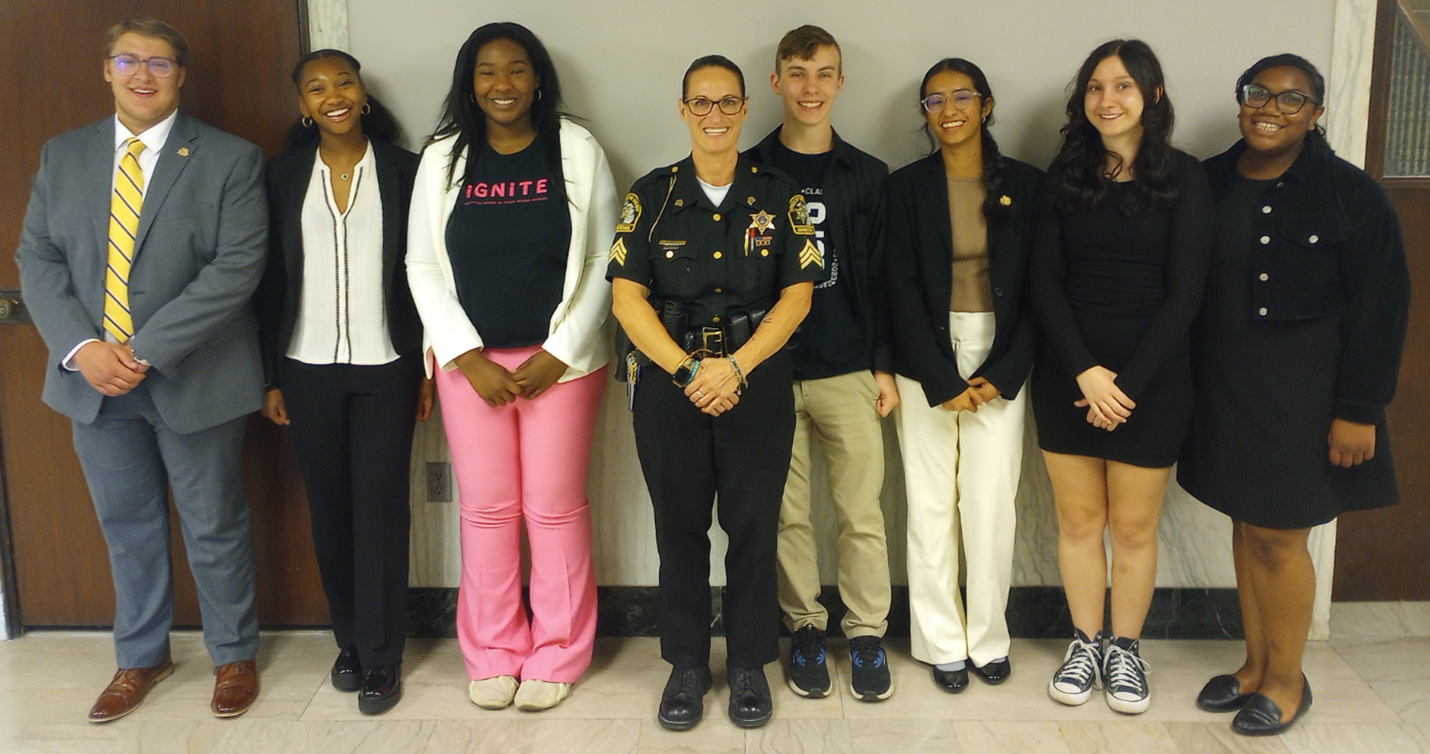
[104,137,145,342]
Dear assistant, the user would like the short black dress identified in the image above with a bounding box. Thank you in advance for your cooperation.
[1030,151,1212,468]
[1178,140,1408,529]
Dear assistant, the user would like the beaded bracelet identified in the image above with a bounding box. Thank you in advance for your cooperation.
[727,354,748,390]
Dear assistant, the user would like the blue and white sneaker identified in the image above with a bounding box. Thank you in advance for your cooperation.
[787,625,831,698]
[1049,628,1103,706]
[1103,636,1151,714]
[849,635,893,701]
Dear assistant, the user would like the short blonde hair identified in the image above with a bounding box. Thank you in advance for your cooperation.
[104,16,189,67]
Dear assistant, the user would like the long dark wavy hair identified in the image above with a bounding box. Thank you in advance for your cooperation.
[283,49,400,151]
[1236,53,1329,146]
[1046,39,1178,216]
[429,22,567,202]
[920,58,1010,225]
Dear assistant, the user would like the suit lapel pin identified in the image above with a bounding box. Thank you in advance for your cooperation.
[999,195,1011,206]
[178,147,190,157]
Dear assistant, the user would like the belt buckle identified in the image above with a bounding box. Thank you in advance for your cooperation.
[700,328,725,356]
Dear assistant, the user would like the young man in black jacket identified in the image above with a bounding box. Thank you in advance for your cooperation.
[745,25,896,702]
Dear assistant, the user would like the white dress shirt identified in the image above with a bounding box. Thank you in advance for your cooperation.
[286,141,398,365]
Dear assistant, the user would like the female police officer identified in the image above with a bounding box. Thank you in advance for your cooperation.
[608,55,820,731]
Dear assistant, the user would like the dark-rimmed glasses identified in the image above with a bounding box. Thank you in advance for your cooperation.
[922,91,981,113]
[1241,84,1318,115]
[108,54,178,79]
[683,97,747,116]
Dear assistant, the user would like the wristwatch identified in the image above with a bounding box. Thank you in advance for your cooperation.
[129,347,152,368]
[672,356,700,387]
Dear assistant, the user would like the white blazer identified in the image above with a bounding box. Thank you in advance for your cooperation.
[406,119,617,381]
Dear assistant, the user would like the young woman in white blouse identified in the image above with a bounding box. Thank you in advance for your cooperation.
[405,22,617,712]
[257,49,432,716]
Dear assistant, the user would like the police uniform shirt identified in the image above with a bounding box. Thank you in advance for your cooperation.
[606,155,823,329]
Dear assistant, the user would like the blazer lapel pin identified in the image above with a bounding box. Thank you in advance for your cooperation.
[178,147,190,157]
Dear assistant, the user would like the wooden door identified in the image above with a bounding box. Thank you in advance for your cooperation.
[0,0,329,627]
[1334,0,1430,600]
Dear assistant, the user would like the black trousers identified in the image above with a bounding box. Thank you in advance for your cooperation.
[632,351,795,669]
[278,355,422,667]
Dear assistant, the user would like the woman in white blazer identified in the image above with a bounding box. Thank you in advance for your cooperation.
[406,21,616,713]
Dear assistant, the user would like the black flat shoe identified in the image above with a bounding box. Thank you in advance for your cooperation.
[727,665,773,728]
[331,647,362,692]
[972,658,1011,685]
[932,665,969,694]
[357,665,402,715]
[1196,674,1253,712]
[658,666,712,731]
[1232,677,1312,736]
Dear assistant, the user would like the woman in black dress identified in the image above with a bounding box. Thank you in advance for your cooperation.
[1032,39,1211,714]
[1180,54,1408,736]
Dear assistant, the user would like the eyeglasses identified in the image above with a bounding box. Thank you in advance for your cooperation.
[108,54,178,78]
[922,91,981,113]
[1241,84,1318,115]
[683,96,747,116]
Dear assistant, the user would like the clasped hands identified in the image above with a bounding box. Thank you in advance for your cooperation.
[684,355,740,417]
[75,341,148,396]
[455,348,568,407]
[1074,365,1135,431]
[941,375,999,412]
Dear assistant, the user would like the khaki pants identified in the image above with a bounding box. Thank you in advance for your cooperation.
[777,370,892,638]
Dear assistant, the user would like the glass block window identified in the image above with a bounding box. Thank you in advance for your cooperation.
[1385,0,1430,176]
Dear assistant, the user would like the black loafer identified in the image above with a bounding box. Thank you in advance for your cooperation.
[1197,674,1253,712]
[972,658,1011,685]
[932,665,969,694]
[331,647,362,692]
[658,666,712,731]
[727,665,773,728]
[357,664,402,716]
[1232,677,1312,736]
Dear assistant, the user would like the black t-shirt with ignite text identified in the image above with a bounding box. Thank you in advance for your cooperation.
[770,139,870,380]
[445,139,571,349]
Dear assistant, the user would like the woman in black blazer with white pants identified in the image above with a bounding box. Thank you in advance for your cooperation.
[884,58,1042,694]
[256,49,432,716]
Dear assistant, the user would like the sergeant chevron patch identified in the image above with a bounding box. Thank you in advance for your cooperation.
[798,239,823,269]
[609,237,629,266]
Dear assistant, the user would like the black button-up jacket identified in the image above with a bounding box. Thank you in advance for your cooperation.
[1203,136,1411,424]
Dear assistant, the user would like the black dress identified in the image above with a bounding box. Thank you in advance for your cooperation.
[1178,139,1408,529]
[1031,151,1212,467]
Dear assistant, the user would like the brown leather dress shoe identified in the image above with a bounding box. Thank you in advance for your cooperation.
[88,658,175,723]
[211,659,260,718]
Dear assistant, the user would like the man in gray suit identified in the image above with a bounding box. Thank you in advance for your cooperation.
[15,16,266,722]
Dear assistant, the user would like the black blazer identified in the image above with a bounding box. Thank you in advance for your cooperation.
[257,139,422,384]
[885,153,1044,406]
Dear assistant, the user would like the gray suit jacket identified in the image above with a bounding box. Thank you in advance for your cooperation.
[16,112,268,434]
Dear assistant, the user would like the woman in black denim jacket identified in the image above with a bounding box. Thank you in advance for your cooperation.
[1178,54,1410,737]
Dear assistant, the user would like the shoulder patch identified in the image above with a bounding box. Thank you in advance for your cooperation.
[798,238,824,269]
[616,193,642,234]
[789,195,815,235]
[609,237,629,266]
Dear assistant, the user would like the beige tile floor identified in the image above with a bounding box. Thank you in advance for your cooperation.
[0,602,1426,753]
